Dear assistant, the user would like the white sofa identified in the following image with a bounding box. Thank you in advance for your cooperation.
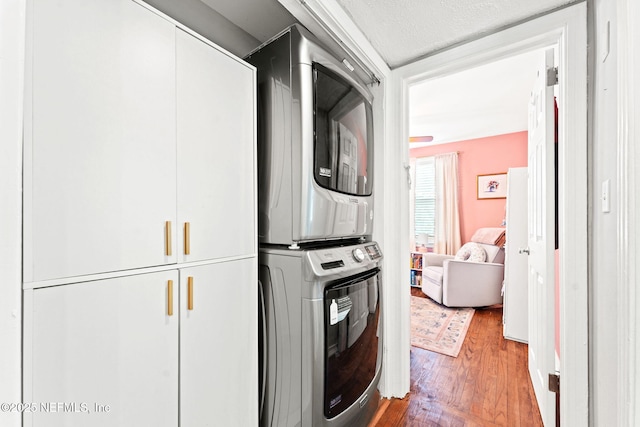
[421,242,505,308]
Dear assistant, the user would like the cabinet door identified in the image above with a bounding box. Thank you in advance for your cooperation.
[24,0,177,282]
[180,259,258,427]
[28,271,179,427]
[176,29,256,263]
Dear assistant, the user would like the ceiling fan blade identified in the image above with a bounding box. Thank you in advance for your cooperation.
[409,136,434,143]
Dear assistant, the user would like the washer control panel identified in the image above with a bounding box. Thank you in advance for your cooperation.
[352,248,366,263]
[364,243,382,260]
[311,242,382,273]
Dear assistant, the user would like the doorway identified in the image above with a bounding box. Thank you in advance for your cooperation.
[387,4,588,425]
[405,48,547,424]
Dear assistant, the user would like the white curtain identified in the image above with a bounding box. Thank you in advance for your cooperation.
[434,152,462,255]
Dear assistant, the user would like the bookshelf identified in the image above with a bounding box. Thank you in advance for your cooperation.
[410,251,425,287]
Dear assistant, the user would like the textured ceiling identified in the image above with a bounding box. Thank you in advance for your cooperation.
[335,0,573,68]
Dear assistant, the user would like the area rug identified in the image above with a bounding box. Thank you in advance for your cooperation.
[410,295,475,357]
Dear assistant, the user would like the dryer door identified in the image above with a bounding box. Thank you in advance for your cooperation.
[313,63,373,197]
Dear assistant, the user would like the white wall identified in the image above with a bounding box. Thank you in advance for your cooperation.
[0,1,25,426]
[591,0,640,425]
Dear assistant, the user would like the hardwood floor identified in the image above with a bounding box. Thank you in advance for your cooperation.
[370,288,542,427]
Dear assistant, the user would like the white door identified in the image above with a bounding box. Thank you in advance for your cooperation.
[27,271,179,427]
[527,48,557,426]
[24,0,177,282]
[179,258,258,427]
[176,29,256,263]
[503,167,529,343]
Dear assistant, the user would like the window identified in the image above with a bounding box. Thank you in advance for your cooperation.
[414,157,435,246]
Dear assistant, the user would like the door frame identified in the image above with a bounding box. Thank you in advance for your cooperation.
[616,0,640,425]
[391,3,588,424]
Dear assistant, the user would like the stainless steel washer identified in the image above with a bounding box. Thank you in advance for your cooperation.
[259,241,383,427]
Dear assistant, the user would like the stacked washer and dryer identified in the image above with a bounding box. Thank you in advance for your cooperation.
[246,25,383,427]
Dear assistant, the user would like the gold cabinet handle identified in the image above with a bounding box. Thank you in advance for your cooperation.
[167,280,174,316]
[188,277,194,311]
[165,221,172,256]
[184,222,191,255]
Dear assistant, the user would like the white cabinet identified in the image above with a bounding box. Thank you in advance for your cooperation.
[24,0,178,282]
[503,167,529,343]
[176,29,256,262]
[24,0,257,283]
[27,260,258,427]
[26,272,180,427]
[179,259,258,426]
[23,0,257,425]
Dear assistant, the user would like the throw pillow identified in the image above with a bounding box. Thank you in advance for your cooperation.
[454,242,487,262]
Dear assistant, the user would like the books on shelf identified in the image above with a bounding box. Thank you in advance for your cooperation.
[410,270,422,287]
[410,253,423,270]
[410,254,423,287]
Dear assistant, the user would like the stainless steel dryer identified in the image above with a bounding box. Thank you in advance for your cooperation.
[258,241,383,427]
[246,25,375,247]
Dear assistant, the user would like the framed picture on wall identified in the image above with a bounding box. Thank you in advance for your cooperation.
[477,173,508,199]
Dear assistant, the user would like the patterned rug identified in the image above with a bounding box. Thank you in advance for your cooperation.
[410,295,475,357]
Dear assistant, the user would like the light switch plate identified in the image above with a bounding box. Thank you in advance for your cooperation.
[602,179,611,213]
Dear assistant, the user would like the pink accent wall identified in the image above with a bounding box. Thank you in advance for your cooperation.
[410,131,528,243]
[556,249,560,359]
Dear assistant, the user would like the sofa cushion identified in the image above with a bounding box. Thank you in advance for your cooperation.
[423,266,444,286]
[470,227,506,247]
[454,242,487,262]
[422,266,444,303]
[480,243,505,264]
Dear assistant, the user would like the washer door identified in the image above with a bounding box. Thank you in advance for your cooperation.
[323,269,381,419]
